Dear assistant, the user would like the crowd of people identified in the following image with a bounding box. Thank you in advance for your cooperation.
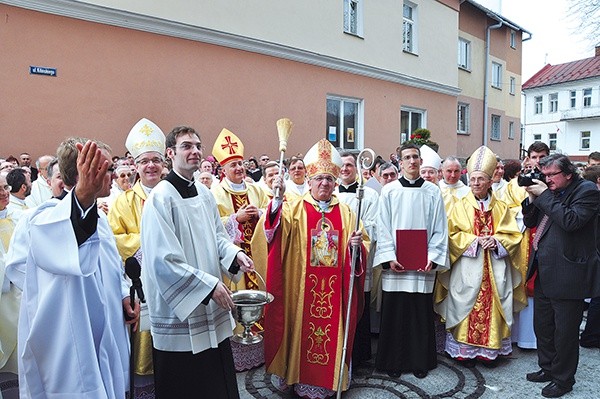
[0,120,599,399]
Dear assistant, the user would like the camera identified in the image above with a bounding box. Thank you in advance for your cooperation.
[517,168,545,187]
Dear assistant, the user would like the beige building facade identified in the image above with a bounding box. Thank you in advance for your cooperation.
[0,0,526,162]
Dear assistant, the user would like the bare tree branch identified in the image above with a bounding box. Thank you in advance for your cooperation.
[567,0,600,46]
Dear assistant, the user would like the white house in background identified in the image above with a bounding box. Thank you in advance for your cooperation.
[522,47,600,162]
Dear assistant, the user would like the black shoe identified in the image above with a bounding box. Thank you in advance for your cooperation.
[527,370,553,383]
[580,339,600,348]
[413,370,428,379]
[387,371,401,378]
[541,382,572,398]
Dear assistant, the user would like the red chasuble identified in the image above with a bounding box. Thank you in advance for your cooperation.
[466,208,495,347]
[263,199,365,390]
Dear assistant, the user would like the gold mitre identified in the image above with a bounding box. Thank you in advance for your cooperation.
[304,139,342,178]
[212,128,244,166]
[467,146,497,177]
[420,144,441,170]
[125,118,166,159]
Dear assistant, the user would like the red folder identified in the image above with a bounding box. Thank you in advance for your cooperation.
[395,229,427,271]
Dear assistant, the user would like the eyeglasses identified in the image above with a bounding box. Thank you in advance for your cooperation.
[0,184,11,192]
[137,158,164,166]
[290,166,305,171]
[312,175,335,183]
[401,154,420,161]
[543,170,563,178]
[381,172,397,179]
[119,173,132,178]
[260,157,269,162]
[172,143,204,151]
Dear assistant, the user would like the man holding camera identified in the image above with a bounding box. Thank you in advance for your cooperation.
[523,153,600,398]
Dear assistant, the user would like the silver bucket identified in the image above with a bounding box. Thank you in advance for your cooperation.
[231,271,274,344]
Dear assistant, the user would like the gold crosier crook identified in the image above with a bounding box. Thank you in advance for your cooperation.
[336,148,376,398]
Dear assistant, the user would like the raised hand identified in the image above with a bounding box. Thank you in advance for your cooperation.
[74,141,110,209]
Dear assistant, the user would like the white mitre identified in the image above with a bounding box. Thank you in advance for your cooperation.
[125,118,166,159]
[420,144,442,170]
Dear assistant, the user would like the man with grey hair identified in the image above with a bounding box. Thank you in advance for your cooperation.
[25,155,54,207]
[523,153,600,398]
[378,161,398,186]
[439,156,470,212]
[46,157,65,198]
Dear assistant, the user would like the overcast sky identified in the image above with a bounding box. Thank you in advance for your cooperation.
[481,0,595,81]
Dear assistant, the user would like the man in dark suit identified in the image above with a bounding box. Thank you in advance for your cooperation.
[523,154,600,398]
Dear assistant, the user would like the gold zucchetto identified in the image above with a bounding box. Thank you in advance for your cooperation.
[125,118,166,159]
[212,128,245,166]
[304,139,343,178]
[467,146,497,178]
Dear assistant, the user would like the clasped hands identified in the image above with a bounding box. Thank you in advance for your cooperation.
[478,235,498,250]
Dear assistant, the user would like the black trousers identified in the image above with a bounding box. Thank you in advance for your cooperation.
[153,339,240,399]
[534,278,585,389]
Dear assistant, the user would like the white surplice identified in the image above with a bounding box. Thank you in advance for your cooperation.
[374,179,449,294]
[336,185,379,291]
[5,193,130,399]
[141,180,241,354]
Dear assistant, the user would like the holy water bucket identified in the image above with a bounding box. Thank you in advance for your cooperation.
[231,271,274,344]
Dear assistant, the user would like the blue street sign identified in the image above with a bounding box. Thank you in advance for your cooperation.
[30,66,57,77]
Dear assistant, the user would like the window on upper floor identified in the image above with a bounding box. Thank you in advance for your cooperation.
[583,88,592,107]
[343,0,363,37]
[534,96,543,114]
[403,2,417,54]
[401,107,425,143]
[509,77,516,95]
[508,121,515,140]
[491,115,501,141]
[458,38,471,70]
[580,131,591,150]
[570,90,577,108]
[549,93,558,113]
[510,30,516,49]
[548,132,557,150]
[457,103,470,134]
[327,96,362,150]
[533,133,542,141]
[492,62,502,89]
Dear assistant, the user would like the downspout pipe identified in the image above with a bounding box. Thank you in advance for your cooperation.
[483,15,503,147]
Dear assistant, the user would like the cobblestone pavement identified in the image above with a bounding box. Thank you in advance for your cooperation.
[238,322,600,399]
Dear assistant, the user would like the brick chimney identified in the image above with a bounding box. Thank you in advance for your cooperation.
[596,45,600,57]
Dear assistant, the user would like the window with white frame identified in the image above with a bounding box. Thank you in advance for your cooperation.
[508,121,515,140]
[548,132,557,150]
[457,103,470,134]
[510,30,516,48]
[326,96,362,150]
[343,0,363,37]
[534,96,543,114]
[583,88,592,107]
[458,38,471,70]
[570,90,577,108]
[549,93,558,113]
[509,77,516,95]
[403,2,417,53]
[580,131,591,150]
[491,114,501,140]
[492,62,502,89]
[401,107,425,143]
[533,133,542,141]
